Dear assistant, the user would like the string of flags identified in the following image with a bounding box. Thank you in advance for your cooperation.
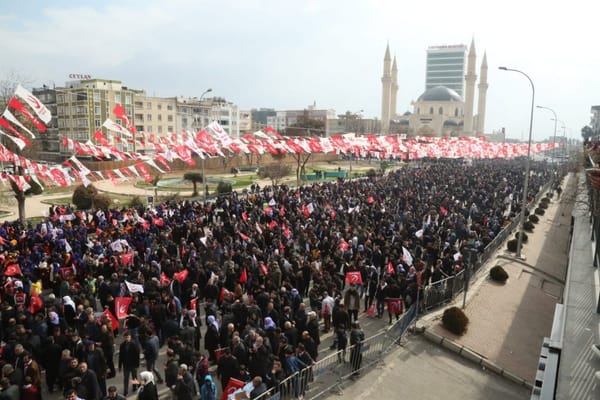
[0,84,561,190]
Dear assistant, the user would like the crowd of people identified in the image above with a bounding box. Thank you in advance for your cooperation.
[0,158,555,400]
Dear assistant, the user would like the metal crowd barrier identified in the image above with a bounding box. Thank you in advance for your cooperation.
[253,304,418,400]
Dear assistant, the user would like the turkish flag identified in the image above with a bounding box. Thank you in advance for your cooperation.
[387,261,395,275]
[386,298,403,315]
[173,269,189,283]
[239,232,249,241]
[120,252,134,267]
[239,268,248,284]
[190,297,198,311]
[338,239,350,251]
[241,212,248,222]
[260,263,269,276]
[4,263,22,277]
[160,272,171,286]
[114,296,132,319]
[29,292,43,315]
[268,220,278,229]
[345,271,363,285]
[103,309,119,331]
[367,196,375,204]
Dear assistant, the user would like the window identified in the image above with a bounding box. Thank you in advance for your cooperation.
[146,125,152,132]
[76,92,87,101]
[454,108,459,117]
[125,95,131,105]
[93,92,100,102]
[158,126,163,133]
[95,119,101,128]
[167,105,173,111]
[157,104,162,110]
[146,102,152,109]
[429,107,434,114]
[417,108,420,114]
[439,107,443,115]
[168,115,173,122]
[168,126,173,132]
[135,114,144,121]
[146,114,152,121]
[158,114,162,121]
[77,119,88,128]
[94,106,101,115]
[115,95,121,103]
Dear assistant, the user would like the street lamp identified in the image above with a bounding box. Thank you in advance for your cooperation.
[499,66,535,260]
[536,106,557,163]
[198,88,212,203]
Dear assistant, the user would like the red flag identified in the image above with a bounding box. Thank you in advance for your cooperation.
[387,261,395,275]
[386,298,403,315]
[221,378,245,400]
[338,239,350,251]
[173,269,189,283]
[268,220,278,229]
[8,97,47,132]
[103,309,119,331]
[367,196,375,204]
[345,271,363,285]
[113,104,137,134]
[239,268,248,284]
[4,263,22,277]
[190,297,198,311]
[114,296,132,319]
[120,252,134,267]
[440,206,448,216]
[29,292,43,315]
[260,263,269,276]
[239,232,249,241]
[241,212,248,222]
[160,272,171,286]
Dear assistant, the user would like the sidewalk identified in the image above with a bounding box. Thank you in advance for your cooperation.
[419,172,576,386]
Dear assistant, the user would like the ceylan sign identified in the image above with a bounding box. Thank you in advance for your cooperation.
[68,74,92,79]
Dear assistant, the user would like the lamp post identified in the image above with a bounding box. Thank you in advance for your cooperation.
[536,106,557,163]
[499,66,535,259]
[198,88,212,203]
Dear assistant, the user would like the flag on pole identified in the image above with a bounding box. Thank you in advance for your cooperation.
[103,309,119,331]
[114,296,132,319]
[125,280,144,294]
[345,271,363,285]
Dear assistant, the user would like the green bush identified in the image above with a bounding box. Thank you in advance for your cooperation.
[366,169,377,178]
[546,192,554,199]
[540,197,550,205]
[216,181,233,194]
[442,306,469,335]
[523,221,535,232]
[72,184,98,209]
[528,214,540,223]
[535,208,545,216]
[129,195,144,209]
[93,194,111,210]
[515,231,529,243]
[507,239,518,252]
[489,265,509,283]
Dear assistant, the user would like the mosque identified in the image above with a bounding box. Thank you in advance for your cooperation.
[381,39,489,137]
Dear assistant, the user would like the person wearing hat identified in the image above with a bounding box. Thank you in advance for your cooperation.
[199,374,217,400]
[131,371,158,400]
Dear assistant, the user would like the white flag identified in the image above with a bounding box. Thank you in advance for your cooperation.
[14,84,52,124]
[103,118,133,137]
[402,247,413,266]
[3,109,36,138]
[125,280,144,294]
[207,121,232,146]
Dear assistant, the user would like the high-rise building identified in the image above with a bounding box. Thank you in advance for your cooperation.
[425,44,467,97]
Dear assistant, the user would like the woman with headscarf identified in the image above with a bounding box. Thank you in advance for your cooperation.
[204,316,220,363]
[135,371,158,400]
[180,309,202,351]
[62,295,77,327]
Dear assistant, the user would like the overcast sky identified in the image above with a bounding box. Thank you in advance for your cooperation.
[1,0,597,141]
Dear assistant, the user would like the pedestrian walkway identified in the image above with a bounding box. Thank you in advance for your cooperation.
[419,172,575,390]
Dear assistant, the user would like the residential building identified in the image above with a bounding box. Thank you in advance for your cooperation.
[251,108,277,130]
[591,105,600,134]
[266,104,336,136]
[239,111,252,134]
[132,94,176,149]
[176,96,240,138]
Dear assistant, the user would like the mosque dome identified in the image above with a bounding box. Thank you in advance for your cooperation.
[417,86,463,102]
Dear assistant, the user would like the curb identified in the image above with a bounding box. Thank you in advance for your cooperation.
[422,327,533,390]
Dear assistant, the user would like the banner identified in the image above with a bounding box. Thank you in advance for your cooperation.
[173,269,189,283]
[125,280,144,294]
[345,271,363,285]
[115,296,132,319]
[386,298,403,315]
[102,309,119,331]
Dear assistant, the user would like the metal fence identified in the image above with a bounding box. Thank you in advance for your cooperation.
[252,303,418,400]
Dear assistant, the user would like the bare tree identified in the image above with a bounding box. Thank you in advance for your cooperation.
[258,164,291,186]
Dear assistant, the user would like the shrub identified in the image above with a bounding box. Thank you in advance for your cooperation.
[216,181,233,194]
[442,306,469,335]
[129,195,144,209]
[546,192,554,199]
[515,231,528,243]
[489,265,509,283]
[539,202,548,210]
[93,194,111,210]
[523,221,535,232]
[507,239,518,252]
[535,208,545,216]
[540,197,550,205]
[72,184,98,209]
[529,214,540,223]
[366,169,377,178]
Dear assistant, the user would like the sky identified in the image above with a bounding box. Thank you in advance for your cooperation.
[1,0,598,142]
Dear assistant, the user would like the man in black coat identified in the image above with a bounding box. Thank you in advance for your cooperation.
[118,331,139,396]
[216,347,239,390]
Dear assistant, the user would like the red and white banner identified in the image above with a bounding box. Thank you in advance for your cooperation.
[113,104,137,135]
[345,271,363,285]
[114,296,132,319]
[14,84,52,124]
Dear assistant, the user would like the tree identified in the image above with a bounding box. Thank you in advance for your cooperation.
[258,164,291,186]
[72,184,99,209]
[289,153,312,186]
[285,113,325,137]
[1,70,37,222]
[183,172,204,197]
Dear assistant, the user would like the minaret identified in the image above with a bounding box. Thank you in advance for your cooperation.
[476,52,488,135]
[390,56,398,121]
[381,44,392,134]
[463,38,477,135]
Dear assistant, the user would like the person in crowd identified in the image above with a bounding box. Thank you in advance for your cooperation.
[349,321,365,377]
[132,371,158,400]
[118,331,140,397]
[102,385,127,400]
